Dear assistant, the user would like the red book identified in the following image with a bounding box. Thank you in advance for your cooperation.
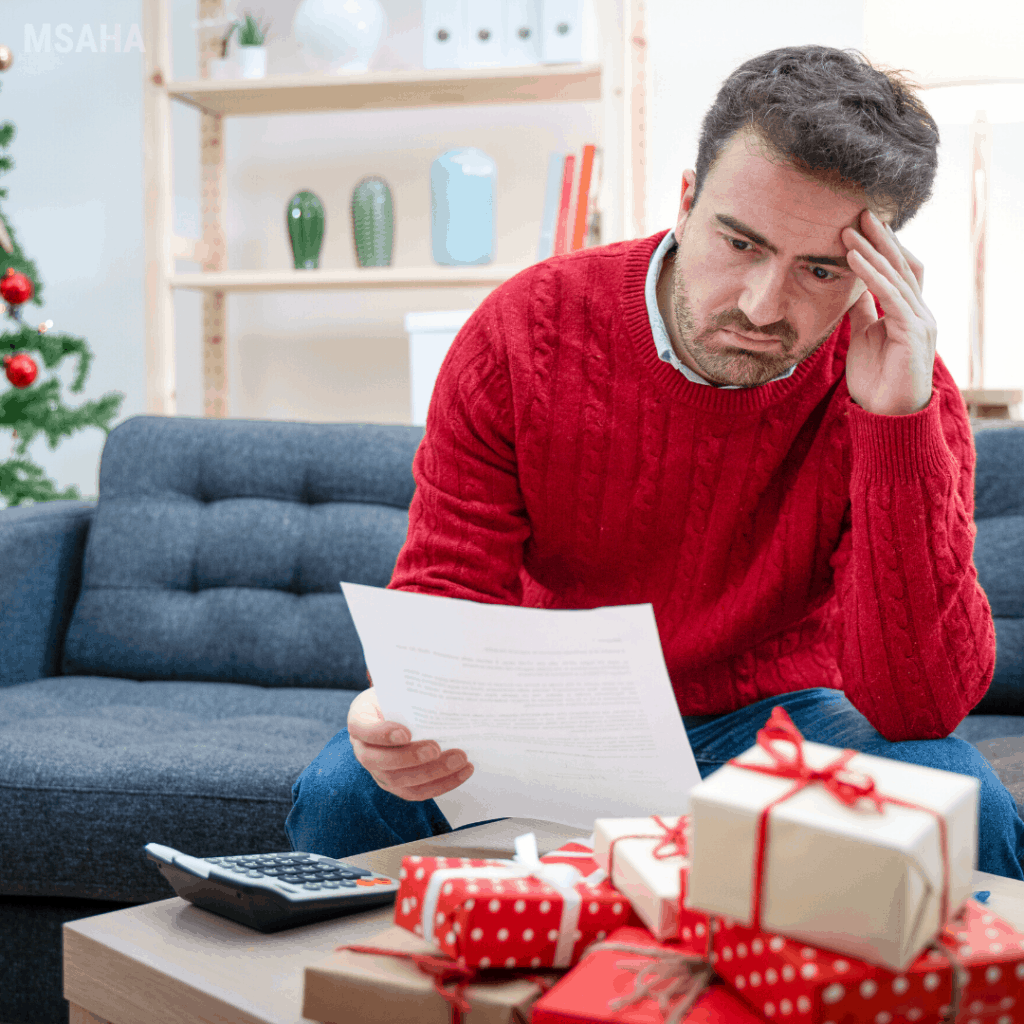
[553,154,576,256]
[571,144,596,251]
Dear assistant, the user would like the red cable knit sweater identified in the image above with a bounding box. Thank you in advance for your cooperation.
[389,231,995,742]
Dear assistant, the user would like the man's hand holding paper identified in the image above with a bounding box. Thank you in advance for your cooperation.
[341,583,703,830]
[347,685,474,802]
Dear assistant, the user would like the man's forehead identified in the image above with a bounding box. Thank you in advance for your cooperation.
[712,212,852,269]
[707,129,889,229]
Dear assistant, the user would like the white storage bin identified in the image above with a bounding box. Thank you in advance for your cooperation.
[405,309,473,426]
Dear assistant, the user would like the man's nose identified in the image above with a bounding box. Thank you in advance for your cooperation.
[739,261,790,329]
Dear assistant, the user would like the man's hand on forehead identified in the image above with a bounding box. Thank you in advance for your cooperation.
[840,208,937,417]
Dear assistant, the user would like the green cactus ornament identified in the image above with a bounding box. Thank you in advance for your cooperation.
[351,176,394,267]
[286,190,325,269]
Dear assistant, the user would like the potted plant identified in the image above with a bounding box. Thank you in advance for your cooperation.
[231,11,272,79]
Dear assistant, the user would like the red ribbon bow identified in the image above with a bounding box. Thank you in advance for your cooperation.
[339,944,554,1024]
[607,814,691,882]
[650,814,690,860]
[726,706,951,934]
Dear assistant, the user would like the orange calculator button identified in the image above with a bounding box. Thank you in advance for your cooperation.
[375,877,392,885]
[355,878,377,886]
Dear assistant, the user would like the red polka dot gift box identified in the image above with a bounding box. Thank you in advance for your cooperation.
[394,833,641,969]
[684,707,980,972]
[531,925,766,1024]
[706,897,1024,1024]
[593,815,709,946]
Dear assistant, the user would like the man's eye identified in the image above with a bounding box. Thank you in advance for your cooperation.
[728,238,752,252]
[810,266,839,282]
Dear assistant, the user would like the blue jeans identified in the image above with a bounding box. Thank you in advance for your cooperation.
[285,687,1024,880]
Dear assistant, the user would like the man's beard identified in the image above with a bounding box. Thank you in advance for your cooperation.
[670,262,841,388]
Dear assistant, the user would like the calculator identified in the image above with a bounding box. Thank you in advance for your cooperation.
[144,842,400,933]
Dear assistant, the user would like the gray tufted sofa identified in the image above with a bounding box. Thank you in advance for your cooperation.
[1,414,1023,1024]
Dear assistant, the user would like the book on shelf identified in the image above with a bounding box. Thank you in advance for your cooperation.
[552,152,576,256]
[537,144,601,261]
[537,152,565,260]
[570,143,596,251]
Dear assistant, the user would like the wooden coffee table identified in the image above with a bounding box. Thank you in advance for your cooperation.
[64,819,1024,1024]
[63,818,590,1024]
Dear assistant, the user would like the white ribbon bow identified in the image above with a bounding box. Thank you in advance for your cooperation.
[419,832,606,968]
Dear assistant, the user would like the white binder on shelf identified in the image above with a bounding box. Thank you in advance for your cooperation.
[461,0,505,68]
[504,0,541,66]
[422,0,462,70]
[540,0,584,64]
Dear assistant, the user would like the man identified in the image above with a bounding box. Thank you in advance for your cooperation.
[286,45,1024,878]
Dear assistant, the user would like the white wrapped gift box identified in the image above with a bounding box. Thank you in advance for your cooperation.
[683,729,979,972]
[592,816,690,940]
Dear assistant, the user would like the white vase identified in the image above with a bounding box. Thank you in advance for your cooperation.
[237,45,267,79]
[293,0,387,74]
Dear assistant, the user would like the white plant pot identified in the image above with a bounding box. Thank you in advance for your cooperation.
[237,45,267,79]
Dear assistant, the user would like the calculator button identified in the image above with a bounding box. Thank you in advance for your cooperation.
[303,883,323,890]
[355,879,378,887]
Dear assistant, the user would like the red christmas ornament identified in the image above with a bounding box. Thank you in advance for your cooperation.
[1,267,33,305]
[4,352,38,388]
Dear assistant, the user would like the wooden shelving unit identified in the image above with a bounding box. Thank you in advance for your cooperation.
[141,0,644,418]
[166,63,603,117]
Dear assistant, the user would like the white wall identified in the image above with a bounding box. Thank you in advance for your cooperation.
[862,0,1024,392]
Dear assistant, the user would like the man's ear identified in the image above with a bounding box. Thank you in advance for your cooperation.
[675,170,698,241]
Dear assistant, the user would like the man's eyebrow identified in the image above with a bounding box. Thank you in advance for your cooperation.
[715,214,851,269]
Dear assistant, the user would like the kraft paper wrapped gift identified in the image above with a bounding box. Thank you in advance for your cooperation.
[592,816,705,942]
[394,834,639,968]
[302,924,561,1024]
[684,706,979,972]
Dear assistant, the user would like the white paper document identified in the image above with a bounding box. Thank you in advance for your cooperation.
[340,583,702,830]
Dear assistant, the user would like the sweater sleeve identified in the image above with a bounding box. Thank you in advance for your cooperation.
[828,363,997,741]
[388,290,530,605]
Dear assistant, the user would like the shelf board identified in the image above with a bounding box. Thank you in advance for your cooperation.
[166,63,602,117]
[170,265,531,292]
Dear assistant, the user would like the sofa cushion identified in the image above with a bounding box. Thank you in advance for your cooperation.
[60,416,424,688]
[0,677,355,902]
[971,426,1024,715]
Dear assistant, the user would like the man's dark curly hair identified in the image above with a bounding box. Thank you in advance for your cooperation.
[692,45,940,231]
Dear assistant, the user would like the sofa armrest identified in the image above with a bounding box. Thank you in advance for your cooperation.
[0,499,97,688]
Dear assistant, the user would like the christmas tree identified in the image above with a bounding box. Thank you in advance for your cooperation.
[0,72,125,508]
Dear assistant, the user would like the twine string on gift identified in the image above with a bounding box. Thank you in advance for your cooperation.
[931,914,972,1024]
[650,814,690,860]
[606,815,691,882]
[728,706,951,940]
[339,944,557,1024]
[340,945,474,1024]
[578,940,714,1024]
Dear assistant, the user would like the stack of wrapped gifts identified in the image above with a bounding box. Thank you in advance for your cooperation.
[303,706,1024,1023]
